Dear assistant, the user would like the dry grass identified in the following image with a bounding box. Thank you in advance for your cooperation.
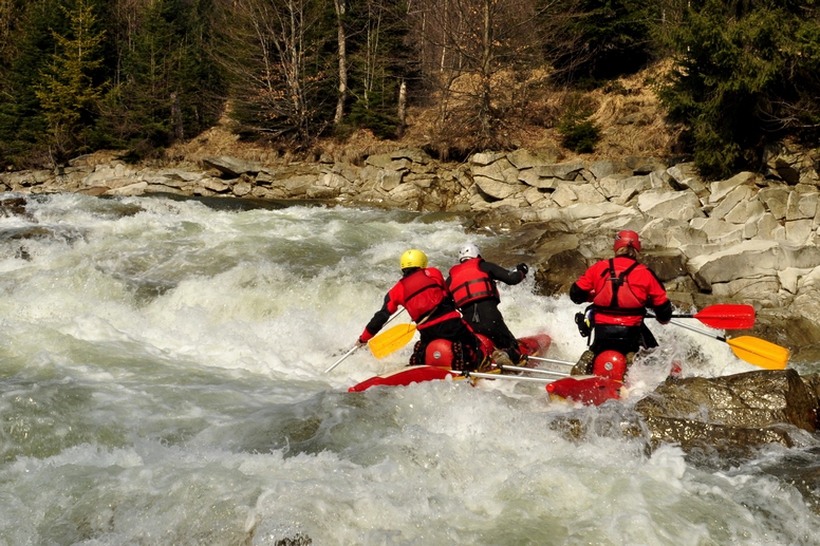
[162,62,678,167]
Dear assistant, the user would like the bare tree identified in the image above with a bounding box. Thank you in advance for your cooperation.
[214,0,333,143]
[409,0,570,151]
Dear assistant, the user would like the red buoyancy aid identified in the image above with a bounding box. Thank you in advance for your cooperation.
[448,258,498,308]
[592,258,646,325]
[399,269,447,322]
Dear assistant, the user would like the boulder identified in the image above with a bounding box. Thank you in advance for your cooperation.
[506,148,563,169]
[686,240,820,290]
[634,369,817,453]
[636,189,704,221]
[202,156,263,177]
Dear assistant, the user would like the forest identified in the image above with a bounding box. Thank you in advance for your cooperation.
[1,0,819,179]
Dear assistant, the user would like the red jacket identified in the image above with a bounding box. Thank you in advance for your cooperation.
[360,268,461,341]
[394,267,447,321]
[447,258,499,307]
[573,257,668,327]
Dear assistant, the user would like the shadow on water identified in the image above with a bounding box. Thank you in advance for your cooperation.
[756,446,820,514]
[144,192,474,224]
[143,192,328,212]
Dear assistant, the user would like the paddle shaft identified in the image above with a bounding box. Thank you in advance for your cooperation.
[462,371,556,383]
[650,313,732,339]
[666,318,727,341]
[324,345,360,374]
[499,365,570,377]
[527,355,575,367]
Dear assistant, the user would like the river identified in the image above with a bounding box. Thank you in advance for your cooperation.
[0,193,818,545]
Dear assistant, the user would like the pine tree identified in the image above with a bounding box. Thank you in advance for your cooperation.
[96,0,226,156]
[35,0,108,160]
[341,0,412,139]
[544,0,658,85]
[0,0,62,167]
[655,0,820,178]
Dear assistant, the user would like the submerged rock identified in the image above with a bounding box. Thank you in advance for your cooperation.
[634,369,817,454]
[550,369,819,458]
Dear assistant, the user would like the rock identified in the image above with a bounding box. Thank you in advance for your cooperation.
[507,148,563,169]
[107,182,149,196]
[635,369,816,450]
[201,177,230,193]
[533,160,586,180]
[624,155,665,174]
[233,180,252,197]
[364,153,411,171]
[710,185,754,220]
[202,156,263,177]
[596,173,634,198]
[786,191,818,221]
[470,151,506,166]
[636,189,704,221]
[390,148,431,164]
[709,171,757,203]
[0,197,28,217]
[686,239,820,290]
[589,159,630,180]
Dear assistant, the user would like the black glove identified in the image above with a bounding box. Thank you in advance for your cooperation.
[517,263,529,276]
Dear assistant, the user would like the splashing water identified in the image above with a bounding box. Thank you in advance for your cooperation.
[0,193,817,545]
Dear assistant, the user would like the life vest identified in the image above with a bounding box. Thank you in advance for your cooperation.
[399,269,447,322]
[448,258,498,308]
[592,258,646,317]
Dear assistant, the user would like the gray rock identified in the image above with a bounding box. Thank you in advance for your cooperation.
[630,368,819,455]
[202,156,263,177]
[364,153,411,171]
[589,159,632,180]
[709,171,757,204]
[533,160,586,180]
[636,189,704,221]
[507,148,563,169]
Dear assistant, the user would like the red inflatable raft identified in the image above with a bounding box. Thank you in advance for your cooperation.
[348,333,551,392]
[545,350,626,406]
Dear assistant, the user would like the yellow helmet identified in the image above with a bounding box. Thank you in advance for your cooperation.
[400,249,428,270]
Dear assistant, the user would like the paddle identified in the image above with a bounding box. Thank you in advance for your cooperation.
[665,318,789,370]
[369,323,417,359]
[670,304,755,330]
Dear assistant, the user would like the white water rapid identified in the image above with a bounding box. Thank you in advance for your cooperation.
[0,193,819,545]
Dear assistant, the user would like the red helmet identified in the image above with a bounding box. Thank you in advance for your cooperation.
[592,350,627,381]
[614,230,641,252]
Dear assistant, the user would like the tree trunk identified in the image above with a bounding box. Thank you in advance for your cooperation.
[397,78,407,136]
[479,0,493,143]
[171,91,184,140]
[333,0,347,125]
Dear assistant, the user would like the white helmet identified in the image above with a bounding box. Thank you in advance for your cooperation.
[458,243,480,263]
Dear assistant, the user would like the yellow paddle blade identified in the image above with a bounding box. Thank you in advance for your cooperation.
[727,336,790,370]
[368,323,417,359]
